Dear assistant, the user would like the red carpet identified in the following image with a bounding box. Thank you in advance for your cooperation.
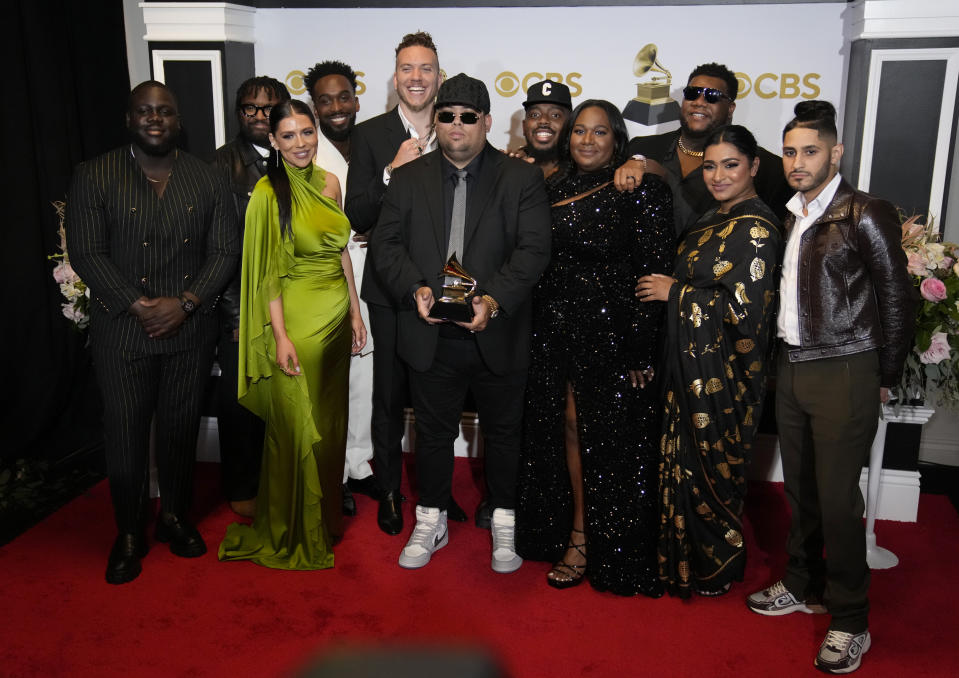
[2,458,958,677]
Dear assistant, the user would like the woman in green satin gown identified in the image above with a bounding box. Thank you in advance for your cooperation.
[219,100,366,570]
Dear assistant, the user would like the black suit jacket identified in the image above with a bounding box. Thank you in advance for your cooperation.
[345,106,410,307]
[629,129,792,236]
[67,146,238,354]
[370,143,551,375]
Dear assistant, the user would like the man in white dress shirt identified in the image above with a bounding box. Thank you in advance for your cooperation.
[305,60,378,515]
[745,101,916,675]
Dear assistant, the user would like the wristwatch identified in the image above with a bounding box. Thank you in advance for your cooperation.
[179,294,197,315]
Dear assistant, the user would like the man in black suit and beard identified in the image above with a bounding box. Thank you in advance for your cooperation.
[346,31,469,534]
[213,76,290,520]
[371,74,551,572]
[67,81,237,584]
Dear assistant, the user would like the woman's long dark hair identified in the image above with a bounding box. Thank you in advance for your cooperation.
[266,99,316,239]
[549,99,629,187]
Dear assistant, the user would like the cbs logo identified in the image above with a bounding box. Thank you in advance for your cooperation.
[735,72,821,100]
[285,70,367,96]
[494,72,583,98]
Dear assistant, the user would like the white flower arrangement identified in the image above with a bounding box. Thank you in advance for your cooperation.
[48,201,90,330]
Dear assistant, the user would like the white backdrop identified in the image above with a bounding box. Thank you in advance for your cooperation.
[253,4,846,155]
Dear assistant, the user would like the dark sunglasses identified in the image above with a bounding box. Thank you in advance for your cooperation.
[682,86,732,104]
[240,103,274,118]
[436,110,481,125]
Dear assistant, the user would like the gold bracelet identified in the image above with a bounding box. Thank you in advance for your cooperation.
[481,294,500,319]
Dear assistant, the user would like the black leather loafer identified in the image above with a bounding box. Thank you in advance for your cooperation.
[346,475,381,500]
[105,532,148,585]
[474,498,492,530]
[342,483,357,516]
[377,491,403,535]
[447,496,468,523]
[155,514,207,558]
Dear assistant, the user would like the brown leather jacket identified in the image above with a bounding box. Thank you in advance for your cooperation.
[783,178,917,386]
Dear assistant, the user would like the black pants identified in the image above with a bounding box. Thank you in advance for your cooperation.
[93,339,215,533]
[777,349,879,633]
[409,337,526,511]
[368,302,409,495]
[215,327,264,502]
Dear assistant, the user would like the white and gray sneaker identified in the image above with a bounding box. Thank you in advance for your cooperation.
[490,508,522,573]
[398,505,448,569]
[815,629,871,674]
[746,580,826,616]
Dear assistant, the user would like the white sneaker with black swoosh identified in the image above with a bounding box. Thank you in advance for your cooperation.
[398,505,448,569]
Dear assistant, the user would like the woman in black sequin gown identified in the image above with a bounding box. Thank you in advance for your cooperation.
[516,100,674,596]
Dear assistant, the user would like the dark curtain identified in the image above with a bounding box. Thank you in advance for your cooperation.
[1,1,130,462]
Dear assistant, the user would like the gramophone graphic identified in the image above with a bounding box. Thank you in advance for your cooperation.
[623,43,681,126]
[428,254,477,322]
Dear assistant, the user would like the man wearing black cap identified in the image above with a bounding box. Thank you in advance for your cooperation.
[514,79,572,178]
[371,73,552,573]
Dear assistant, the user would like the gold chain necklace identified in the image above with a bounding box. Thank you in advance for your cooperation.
[677,136,704,158]
[131,145,176,183]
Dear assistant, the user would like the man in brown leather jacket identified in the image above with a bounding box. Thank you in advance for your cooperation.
[212,76,290,518]
[746,101,916,675]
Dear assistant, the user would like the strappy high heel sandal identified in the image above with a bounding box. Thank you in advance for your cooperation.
[546,528,586,590]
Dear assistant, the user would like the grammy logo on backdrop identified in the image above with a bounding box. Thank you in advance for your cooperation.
[623,44,681,126]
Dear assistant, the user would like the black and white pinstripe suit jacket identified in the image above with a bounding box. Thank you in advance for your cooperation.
[67,146,239,354]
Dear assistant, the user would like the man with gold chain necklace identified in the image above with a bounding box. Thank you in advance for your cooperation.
[620,62,791,238]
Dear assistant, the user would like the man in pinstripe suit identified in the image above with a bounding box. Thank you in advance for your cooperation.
[67,81,238,584]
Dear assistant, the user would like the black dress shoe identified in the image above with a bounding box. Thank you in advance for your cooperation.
[447,496,468,522]
[474,498,492,530]
[346,475,382,500]
[377,491,403,535]
[155,514,207,558]
[342,483,357,516]
[106,532,148,585]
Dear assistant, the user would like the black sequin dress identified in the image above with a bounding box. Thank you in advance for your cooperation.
[516,167,674,596]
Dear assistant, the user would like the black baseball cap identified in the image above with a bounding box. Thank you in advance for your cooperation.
[523,80,572,109]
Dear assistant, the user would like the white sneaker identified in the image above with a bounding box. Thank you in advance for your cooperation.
[815,629,871,674]
[398,505,448,569]
[490,508,522,573]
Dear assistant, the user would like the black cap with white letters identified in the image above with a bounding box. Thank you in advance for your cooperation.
[522,80,572,109]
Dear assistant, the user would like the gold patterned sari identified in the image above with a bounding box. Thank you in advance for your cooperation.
[657,197,783,596]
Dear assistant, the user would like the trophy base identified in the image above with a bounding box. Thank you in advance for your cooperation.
[429,301,474,323]
[623,98,681,126]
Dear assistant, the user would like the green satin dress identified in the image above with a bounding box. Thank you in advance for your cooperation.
[219,161,350,570]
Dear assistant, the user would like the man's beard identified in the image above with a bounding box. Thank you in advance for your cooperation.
[244,129,271,149]
[527,143,559,164]
[320,119,355,143]
[679,119,713,141]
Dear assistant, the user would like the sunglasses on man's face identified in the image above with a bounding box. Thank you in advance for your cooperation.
[436,110,482,125]
[682,86,732,104]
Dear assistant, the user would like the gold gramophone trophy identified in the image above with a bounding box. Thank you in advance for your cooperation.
[428,254,477,322]
[623,43,681,126]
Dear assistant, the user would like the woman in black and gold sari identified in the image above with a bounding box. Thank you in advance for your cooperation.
[636,124,784,597]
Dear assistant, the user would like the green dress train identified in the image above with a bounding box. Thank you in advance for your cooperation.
[219,161,351,570]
